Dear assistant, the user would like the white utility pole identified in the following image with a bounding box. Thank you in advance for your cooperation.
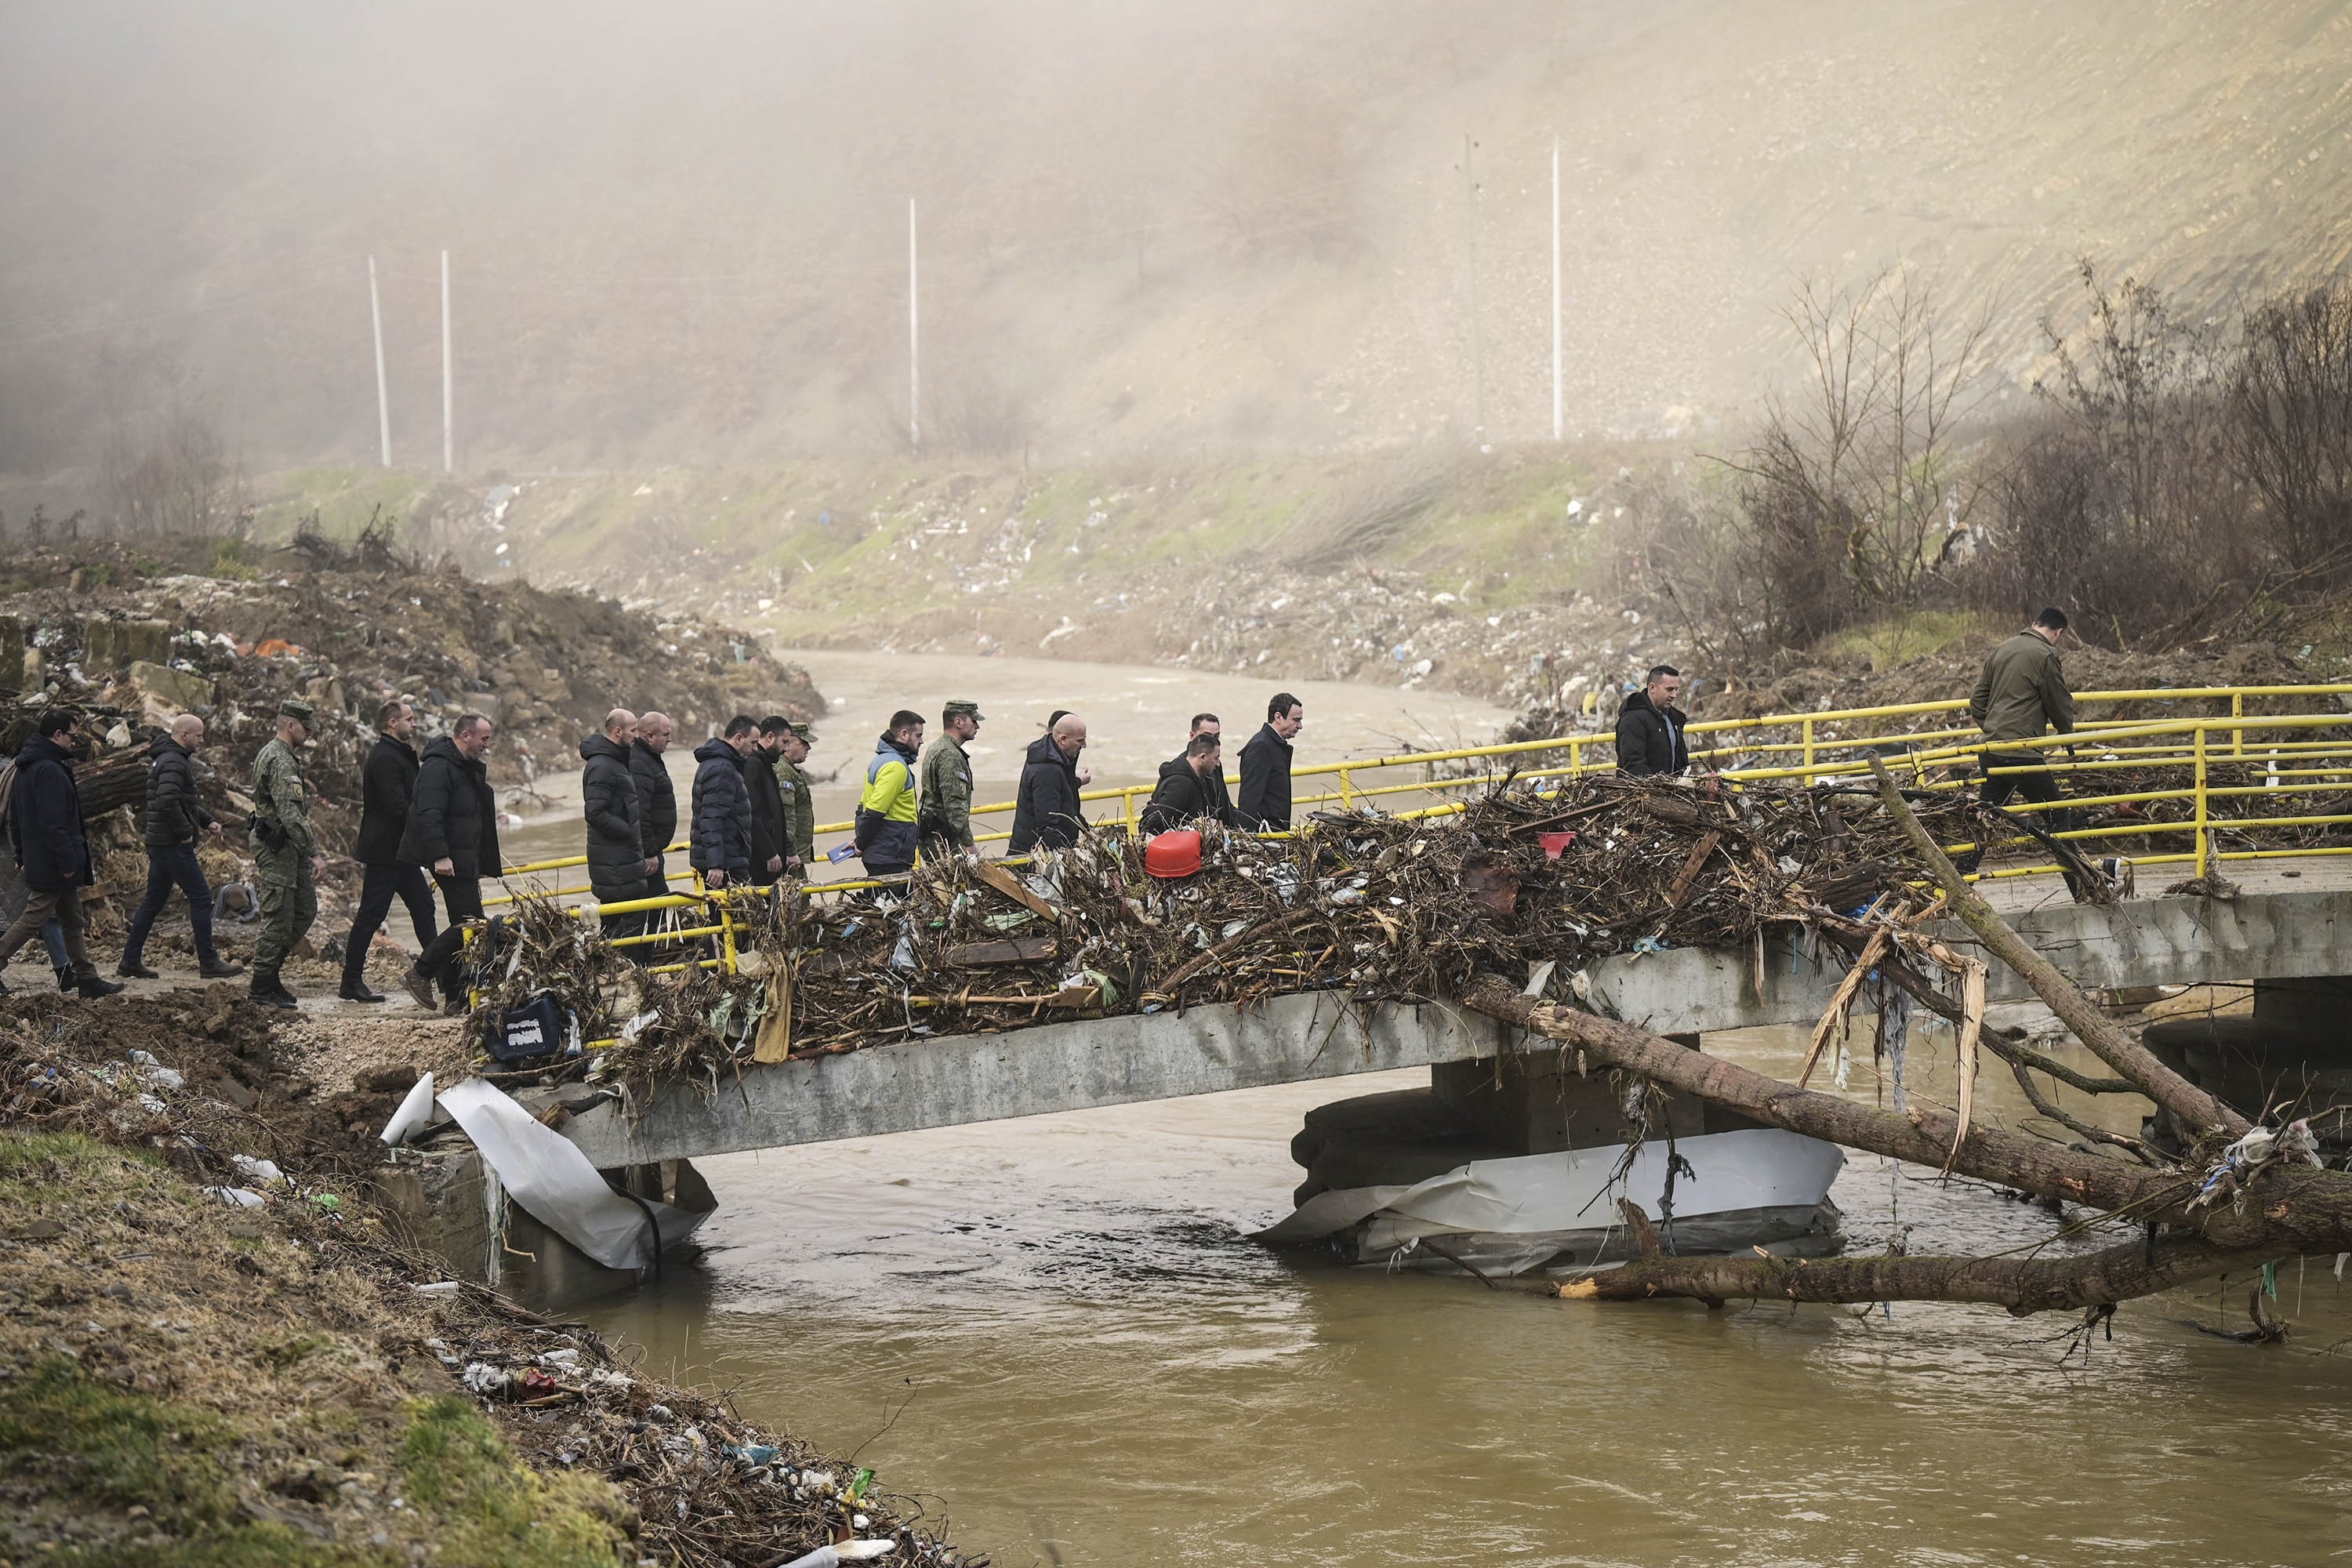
[1551,137,1564,443]
[908,197,920,450]
[1462,134,1484,441]
[440,248,452,472]
[368,255,391,467]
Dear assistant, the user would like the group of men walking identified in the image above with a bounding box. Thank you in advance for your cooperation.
[0,609,2089,1004]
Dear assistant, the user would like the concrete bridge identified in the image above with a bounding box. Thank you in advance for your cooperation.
[546,872,2352,1169]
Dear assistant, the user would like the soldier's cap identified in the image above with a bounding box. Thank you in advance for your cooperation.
[789,721,817,742]
[278,699,317,725]
[943,699,985,720]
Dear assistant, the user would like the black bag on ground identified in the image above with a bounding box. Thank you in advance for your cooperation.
[490,994,569,1063]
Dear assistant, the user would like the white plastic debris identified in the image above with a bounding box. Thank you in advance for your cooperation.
[206,1186,267,1208]
[230,1155,285,1187]
[380,1073,436,1147]
[779,1543,895,1567]
[412,1281,463,1297]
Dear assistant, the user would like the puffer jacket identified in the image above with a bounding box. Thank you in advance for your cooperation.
[854,734,920,873]
[630,738,678,858]
[4,734,91,891]
[141,735,214,847]
[1614,691,1690,778]
[398,735,503,878]
[688,737,753,880]
[1008,733,1087,855]
[579,732,644,905]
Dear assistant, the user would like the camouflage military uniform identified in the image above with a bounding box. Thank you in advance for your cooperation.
[249,733,319,981]
[774,753,816,866]
[917,733,976,855]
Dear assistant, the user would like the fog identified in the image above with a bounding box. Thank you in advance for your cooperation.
[3,1,2346,475]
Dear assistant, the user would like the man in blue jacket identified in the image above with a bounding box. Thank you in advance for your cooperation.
[0,711,125,998]
[689,717,757,889]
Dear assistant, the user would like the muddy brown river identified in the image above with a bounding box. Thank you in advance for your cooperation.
[541,655,2351,1566]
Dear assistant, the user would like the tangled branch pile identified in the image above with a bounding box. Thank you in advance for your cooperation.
[475,776,2109,1110]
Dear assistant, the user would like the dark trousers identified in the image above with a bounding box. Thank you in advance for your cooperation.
[343,862,439,989]
[122,843,220,969]
[434,872,485,927]
[0,886,93,979]
[417,924,471,1004]
[1980,750,2062,815]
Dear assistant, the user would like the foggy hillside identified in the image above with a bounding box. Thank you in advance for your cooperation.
[5,0,2350,476]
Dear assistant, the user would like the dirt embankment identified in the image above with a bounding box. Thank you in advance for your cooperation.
[1,533,825,819]
[0,986,978,1566]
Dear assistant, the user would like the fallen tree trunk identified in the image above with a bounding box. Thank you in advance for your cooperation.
[1559,1232,2276,1313]
[1864,757,2248,1144]
[1457,976,2352,1284]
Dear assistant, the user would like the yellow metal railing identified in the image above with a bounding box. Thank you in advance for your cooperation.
[478,684,2352,941]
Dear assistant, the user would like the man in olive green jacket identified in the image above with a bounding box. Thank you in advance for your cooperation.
[1958,608,2083,886]
[772,721,817,873]
[918,699,983,858]
[249,699,328,1009]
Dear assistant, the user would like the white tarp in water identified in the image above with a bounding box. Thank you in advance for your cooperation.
[1255,1128,1843,1248]
[437,1078,710,1271]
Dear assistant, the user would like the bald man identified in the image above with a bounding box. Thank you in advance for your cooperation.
[581,707,646,940]
[120,713,241,980]
[1010,712,1090,854]
[630,710,680,913]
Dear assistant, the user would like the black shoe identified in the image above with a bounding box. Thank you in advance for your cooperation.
[250,984,299,1011]
[76,975,125,1000]
[339,982,387,1003]
[198,959,245,979]
[117,961,161,980]
[55,967,72,993]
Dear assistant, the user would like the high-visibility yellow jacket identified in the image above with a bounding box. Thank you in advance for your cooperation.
[859,737,919,822]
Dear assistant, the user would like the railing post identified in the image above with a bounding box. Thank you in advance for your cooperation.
[2231,691,2244,758]
[2194,724,2211,882]
[1570,739,1582,777]
[719,889,739,975]
[1123,786,1139,836]
[1339,765,1355,811]
[1802,718,1815,784]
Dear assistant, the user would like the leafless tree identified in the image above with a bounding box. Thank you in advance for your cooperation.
[1729,268,1991,641]
[2229,284,2352,575]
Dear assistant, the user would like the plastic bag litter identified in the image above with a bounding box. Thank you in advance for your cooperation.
[779,1543,896,1567]
[206,1186,267,1207]
[229,1154,285,1186]
[379,1073,436,1147]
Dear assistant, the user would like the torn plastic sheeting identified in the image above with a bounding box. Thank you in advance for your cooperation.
[1254,1129,1842,1247]
[435,1077,710,1271]
[380,1073,436,1146]
[780,1543,897,1567]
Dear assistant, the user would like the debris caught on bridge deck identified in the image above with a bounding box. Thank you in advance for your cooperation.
[473,773,2110,1116]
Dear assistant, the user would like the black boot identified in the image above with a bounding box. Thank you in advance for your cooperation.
[339,979,387,1003]
[76,972,125,1000]
[199,958,245,979]
[249,971,297,1011]
[117,959,161,979]
[54,966,73,993]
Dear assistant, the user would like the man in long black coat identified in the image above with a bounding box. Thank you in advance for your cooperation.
[1237,691,1304,831]
[580,708,645,942]
[338,699,439,1001]
[119,713,241,982]
[0,711,122,997]
[744,721,789,887]
[631,712,679,906]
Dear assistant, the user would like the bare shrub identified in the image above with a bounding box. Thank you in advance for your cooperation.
[97,396,248,539]
[2229,284,2352,575]
[1726,267,1989,643]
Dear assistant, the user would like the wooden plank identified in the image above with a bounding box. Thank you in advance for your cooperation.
[943,934,1058,967]
[1663,829,1722,911]
[972,859,1059,921]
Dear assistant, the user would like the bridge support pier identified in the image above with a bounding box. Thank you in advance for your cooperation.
[2144,976,2352,1149]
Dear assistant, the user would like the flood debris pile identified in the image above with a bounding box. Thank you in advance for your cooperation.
[478,776,2098,1103]
[0,984,976,1566]
[0,531,824,807]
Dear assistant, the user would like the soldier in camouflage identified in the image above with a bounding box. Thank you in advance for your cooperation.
[247,699,326,1009]
[774,722,817,873]
[918,699,983,859]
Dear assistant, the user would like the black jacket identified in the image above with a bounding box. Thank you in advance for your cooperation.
[1159,750,1237,825]
[1142,763,1230,834]
[688,737,753,880]
[140,735,214,848]
[1236,724,1294,831]
[5,734,90,891]
[353,733,420,866]
[398,735,503,878]
[1008,733,1087,854]
[630,739,678,859]
[579,733,644,903]
[745,742,788,878]
[1614,691,1690,778]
